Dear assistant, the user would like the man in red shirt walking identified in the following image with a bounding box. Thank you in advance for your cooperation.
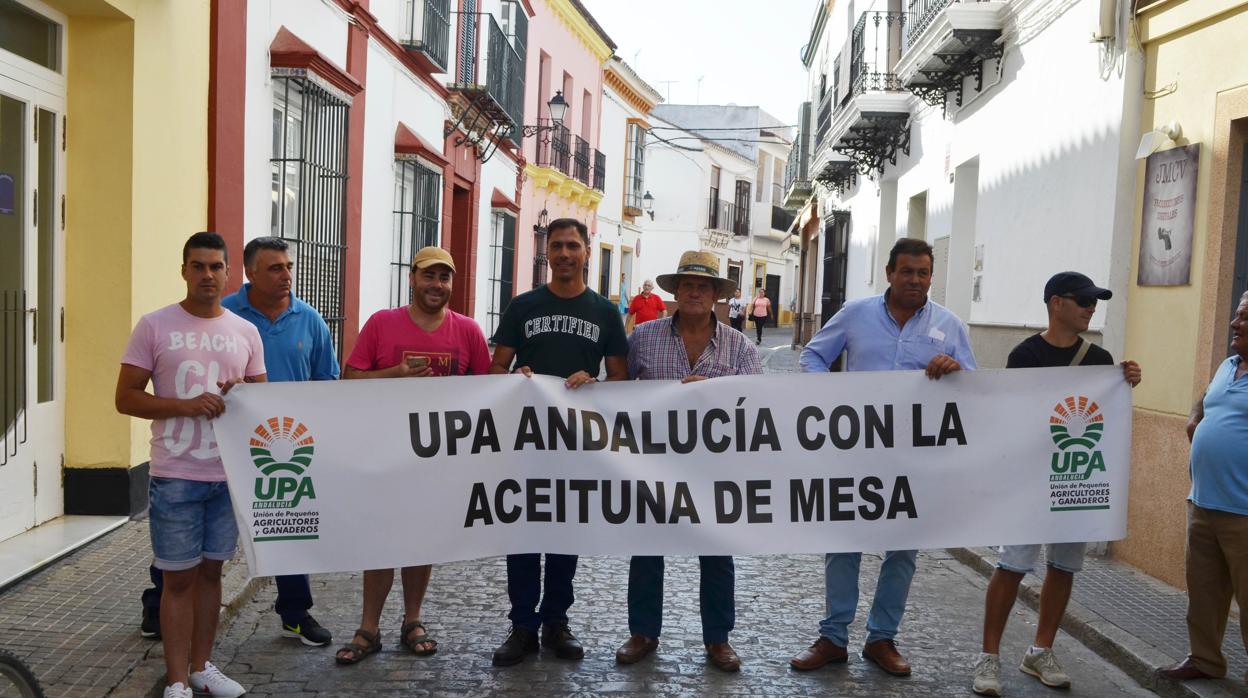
[626,279,667,329]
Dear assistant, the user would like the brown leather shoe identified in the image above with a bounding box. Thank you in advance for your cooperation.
[1157,657,1216,681]
[705,642,741,672]
[789,636,848,671]
[615,634,658,665]
[863,639,911,677]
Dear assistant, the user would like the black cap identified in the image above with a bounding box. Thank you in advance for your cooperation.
[1043,271,1112,303]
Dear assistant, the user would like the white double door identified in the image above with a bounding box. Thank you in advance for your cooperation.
[0,71,66,544]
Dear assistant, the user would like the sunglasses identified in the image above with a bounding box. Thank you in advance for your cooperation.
[1060,294,1098,308]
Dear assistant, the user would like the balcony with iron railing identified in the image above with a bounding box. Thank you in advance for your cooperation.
[819,10,913,178]
[573,135,591,186]
[783,102,813,210]
[447,11,525,147]
[896,0,1008,113]
[706,198,750,237]
[534,119,571,175]
[401,0,451,72]
[592,149,606,192]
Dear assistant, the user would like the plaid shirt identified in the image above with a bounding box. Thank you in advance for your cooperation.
[627,313,763,380]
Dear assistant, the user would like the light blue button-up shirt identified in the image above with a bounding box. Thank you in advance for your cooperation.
[799,293,977,373]
[1190,356,1248,515]
[222,284,339,383]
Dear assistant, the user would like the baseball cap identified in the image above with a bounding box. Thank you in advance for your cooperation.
[412,246,456,273]
[1043,271,1112,303]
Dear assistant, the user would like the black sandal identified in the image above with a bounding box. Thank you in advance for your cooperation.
[400,620,438,656]
[335,628,381,665]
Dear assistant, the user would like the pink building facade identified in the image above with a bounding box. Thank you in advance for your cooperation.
[514,0,614,300]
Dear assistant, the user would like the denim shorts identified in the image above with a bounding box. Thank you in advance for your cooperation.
[997,542,1087,574]
[149,476,238,571]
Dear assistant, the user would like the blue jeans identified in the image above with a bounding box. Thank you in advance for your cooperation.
[819,550,917,647]
[506,553,577,632]
[148,477,237,570]
[628,556,734,644]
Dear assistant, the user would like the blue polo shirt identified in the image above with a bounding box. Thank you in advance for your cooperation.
[799,292,978,373]
[1190,356,1248,515]
[222,285,339,383]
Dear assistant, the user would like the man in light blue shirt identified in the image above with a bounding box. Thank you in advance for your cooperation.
[140,237,339,648]
[789,237,976,678]
[1159,291,1248,683]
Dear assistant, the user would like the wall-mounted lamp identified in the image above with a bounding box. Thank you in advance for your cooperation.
[520,91,569,138]
[1135,121,1182,160]
[643,190,655,220]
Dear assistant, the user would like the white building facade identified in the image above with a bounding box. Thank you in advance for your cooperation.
[785,0,1141,364]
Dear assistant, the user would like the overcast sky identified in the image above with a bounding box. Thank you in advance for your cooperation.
[578,0,815,125]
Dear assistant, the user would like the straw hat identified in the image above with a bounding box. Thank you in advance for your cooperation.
[656,250,737,301]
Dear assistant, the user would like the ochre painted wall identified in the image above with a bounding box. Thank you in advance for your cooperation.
[62,0,210,470]
[1115,1,1248,585]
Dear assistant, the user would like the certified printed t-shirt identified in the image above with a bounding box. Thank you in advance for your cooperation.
[491,286,628,378]
[628,293,667,325]
[120,303,265,482]
[346,307,491,375]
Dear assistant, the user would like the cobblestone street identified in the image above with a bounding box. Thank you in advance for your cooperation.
[206,552,1150,696]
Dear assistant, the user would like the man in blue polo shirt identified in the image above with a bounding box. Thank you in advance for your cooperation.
[1159,290,1248,684]
[140,237,338,648]
[789,237,977,679]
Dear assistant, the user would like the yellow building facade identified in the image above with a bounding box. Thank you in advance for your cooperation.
[1114,0,1248,587]
[0,0,209,545]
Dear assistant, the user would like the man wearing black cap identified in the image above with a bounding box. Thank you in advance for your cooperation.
[972,271,1141,696]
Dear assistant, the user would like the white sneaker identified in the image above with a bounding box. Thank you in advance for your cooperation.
[188,661,246,697]
[163,683,193,698]
[1020,648,1072,689]
[973,653,1003,696]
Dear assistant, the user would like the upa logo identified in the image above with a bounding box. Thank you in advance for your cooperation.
[250,416,317,508]
[1048,396,1106,482]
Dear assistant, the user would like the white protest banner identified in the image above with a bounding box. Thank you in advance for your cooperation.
[213,367,1131,577]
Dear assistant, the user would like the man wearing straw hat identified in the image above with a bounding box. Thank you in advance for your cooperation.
[614,250,762,672]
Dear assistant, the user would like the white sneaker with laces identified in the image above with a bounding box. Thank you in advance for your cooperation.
[1020,648,1072,689]
[162,682,193,698]
[973,653,1003,696]
[188,661,246,697]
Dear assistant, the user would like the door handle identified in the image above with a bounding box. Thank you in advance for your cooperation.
[27,307,37,344]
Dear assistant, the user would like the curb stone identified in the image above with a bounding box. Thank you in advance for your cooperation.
[949,546,1243,698]
[109,559,270,697]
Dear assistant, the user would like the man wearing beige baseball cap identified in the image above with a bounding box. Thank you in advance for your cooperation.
[616,250,761,672]
[335,245,491,666]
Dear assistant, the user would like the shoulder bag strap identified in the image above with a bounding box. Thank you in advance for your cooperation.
[1069,339,1091,367]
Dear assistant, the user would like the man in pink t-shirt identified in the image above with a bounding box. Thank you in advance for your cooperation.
[334,246,489,666]
[116,232,265,698]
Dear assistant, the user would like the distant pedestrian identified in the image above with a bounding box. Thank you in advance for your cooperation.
[1158,289,1248,684]
[972,272,1141,696]
[749,287,771,345]
[487,218,628,667]
[616,251,761,672]
[727,288,745,333]
[790,237,975,679]
[626,279,666,331]
[116,232,265,698]
[333,246,490,665]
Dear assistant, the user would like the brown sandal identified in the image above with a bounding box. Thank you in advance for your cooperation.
[334,628,381,665]
[400,620,438,656]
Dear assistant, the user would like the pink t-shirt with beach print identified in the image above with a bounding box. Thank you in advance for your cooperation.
[121,303,266,482]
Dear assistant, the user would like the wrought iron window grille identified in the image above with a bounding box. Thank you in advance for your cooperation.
[391,158,442,307]
[270,73,349,360]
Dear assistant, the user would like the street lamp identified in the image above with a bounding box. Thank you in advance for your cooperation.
[521,91,569,137]
[643,190,654,220]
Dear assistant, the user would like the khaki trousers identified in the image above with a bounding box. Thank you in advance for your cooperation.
[1186,502,1248,677]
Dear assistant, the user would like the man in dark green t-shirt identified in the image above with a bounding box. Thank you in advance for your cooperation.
[488,218,628,667]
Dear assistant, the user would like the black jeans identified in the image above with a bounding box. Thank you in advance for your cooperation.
[145,565,314,625]
[729,316,745,333]
[753,317,766,344]
[506,553,578,632]
[628,555,735,644]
